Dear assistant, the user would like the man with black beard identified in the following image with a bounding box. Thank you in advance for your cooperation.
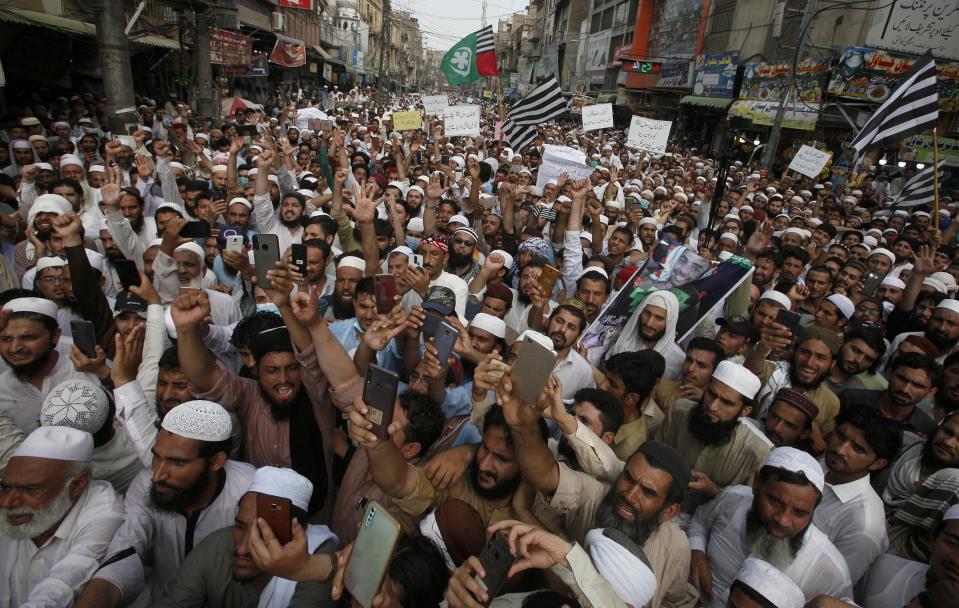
[173,283,356,519]
[320,253,364,320]
[73,401,254,608]
[252,150,305,254]
[656,360,771,512]
[933,351,959,421]
[750,324,842,437]
[687,447,853,607]
[494,374,697,608]
[0,297,100,433]
[352,403,535,527]
[446,226,482,283]
[889,299,959,365]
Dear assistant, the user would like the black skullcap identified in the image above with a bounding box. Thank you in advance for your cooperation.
[249,326,293,362]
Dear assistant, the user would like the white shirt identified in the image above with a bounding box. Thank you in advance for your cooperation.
[0,480,124,608]
[93,460,255,605]
[687,485,853,607]
[813,473,888,585]
[859,553,927,608]
[252,192,303,255]
[503,288,557,336]
[553,348,596,402]
[0,352,101,433]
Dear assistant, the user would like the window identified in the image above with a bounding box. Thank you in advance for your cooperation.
[709,0,738,34]
[591,12,602,33]
[601,7,614,29]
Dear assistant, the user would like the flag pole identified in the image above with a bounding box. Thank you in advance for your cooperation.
[933,127,942,243]
[496,73,505,123]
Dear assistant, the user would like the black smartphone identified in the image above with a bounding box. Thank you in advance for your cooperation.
[290,243,308,279]
[236,124,258,145]
[421,312,443,338]
[432,320,459,368]
[70,320,97,358]
[863,271,885,297]
[776,308,801,332]
[362,365,400,441]
[253,234,281,289]
[179,221,211,239]
[114,259,141,290]
[441,154,450,165]
[475,532,515,604]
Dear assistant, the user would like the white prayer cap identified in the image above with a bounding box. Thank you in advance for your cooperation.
[161,400,233,442]
[35,256,67,272]
[389,245,413,259]
[783,227,804,237]
[147,238,164,249]
[211,164,228,174]
[639,217,658,227]
[517,330,555,353]
[734,558,805,608]
[720,232,739,243]
[407,217,425,232]
[944,504,959,521]
[556,195,572,204]
[229,197,253,209]
[931,271,958,293]
[174,241,204,261]
[764,446,824,492]
[490,249,513,269]
[12,426,93,462]
[863,236,878,248]
[913,210,931,218]
[824,293,854,319]
[88,164,105,174]
[808,217,822,226]
[247,168,259,177]
[415,174,430,183]
[584,528,657,608]
[3,296,58,320]
[925,277,949,294]
[448,214,469,227]
[579,231,593,243]
[28,193,72,226]
[407,185,425,198]
[195,132,210,142]
[59,154,83,169]
[337,255,366,273]
[759,289,791,310]
[35,162,54,172]
[387,180,408,195]
[937,299,959,315]
[248,466,313,512]
[41,379,109,434]
[583,266,609,280]
[881,276,906,289]
[712,360,761,399]
[870,248,896,264]
[740,204,754,212]
[169,161,186,172]
[598,215,610,226]
[469,313,506,339]
[155,202,185,216]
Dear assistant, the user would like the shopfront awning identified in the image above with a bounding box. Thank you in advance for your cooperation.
[0,8,179,48]
[312,45,344,66]
[680,95,734,110]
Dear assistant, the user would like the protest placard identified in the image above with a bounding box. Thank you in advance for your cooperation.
[788,145,832,178]
[391,111,422,131]
[626,116,672,153]
[581,103,614,131]
[444,105,481,136]
[535,145,595,189]
[421,95,449,116]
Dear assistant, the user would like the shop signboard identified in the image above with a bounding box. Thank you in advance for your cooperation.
[210,29,252,65]
[693,52,739,98]
[866,0,959,61]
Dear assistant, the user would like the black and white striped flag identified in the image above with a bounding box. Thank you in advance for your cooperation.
[503,76,568,150]
[502,120,538,152]
[888,160,948,208]
[850,51,939,155]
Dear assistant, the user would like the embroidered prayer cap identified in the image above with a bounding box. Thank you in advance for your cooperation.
[161,400,233,442]
[40,379,110,434]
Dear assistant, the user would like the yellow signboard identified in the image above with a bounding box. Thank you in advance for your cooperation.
[391,111,422,131]
[482,90,494,99]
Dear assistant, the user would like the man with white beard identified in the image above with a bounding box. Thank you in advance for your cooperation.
[0,426,124,607]
[686,447,853,607]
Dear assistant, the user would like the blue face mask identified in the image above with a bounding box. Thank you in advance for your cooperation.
[238,176,250,186]
[405,236,421,250]
[255,303,280,316]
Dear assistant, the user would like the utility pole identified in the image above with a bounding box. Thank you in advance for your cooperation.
[94,0,137,133]
[761,0,817,170]
[192,4,217,122]
[377,0,391,103]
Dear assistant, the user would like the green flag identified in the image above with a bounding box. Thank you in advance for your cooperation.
[442,32,481,86]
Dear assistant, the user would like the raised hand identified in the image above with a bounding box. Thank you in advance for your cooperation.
[913,244,936,275]
[153,139,172,159]
[20,164,38,184]
[170,290,212,328]
[134,155,153,180]
[353,182,377,223]
[290,291,324,329]
[426,173,444,200]
[51,212,85,247]
[111,325,144,387]
[256,149,274,168]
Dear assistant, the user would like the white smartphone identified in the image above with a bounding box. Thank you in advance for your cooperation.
[225,235,244,253]
[410,253,424,268]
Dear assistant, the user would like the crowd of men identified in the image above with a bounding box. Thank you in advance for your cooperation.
[0,86,958,608]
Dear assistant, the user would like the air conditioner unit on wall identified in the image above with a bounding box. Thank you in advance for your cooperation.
[272,12,285,32]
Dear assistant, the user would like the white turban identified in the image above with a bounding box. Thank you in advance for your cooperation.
[585,528,657,608]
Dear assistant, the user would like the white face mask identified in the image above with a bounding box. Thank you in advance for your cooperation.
[256,303,280,316]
